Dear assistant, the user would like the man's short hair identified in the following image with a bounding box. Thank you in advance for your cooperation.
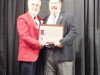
[59,0,63,2]
[28,0,41,1]
[49,0,63,3]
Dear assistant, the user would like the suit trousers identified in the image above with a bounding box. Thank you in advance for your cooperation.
[44,50,73,75]
[19,61,36,75]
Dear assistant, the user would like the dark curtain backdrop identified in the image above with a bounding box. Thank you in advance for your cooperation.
[0,0,100,75]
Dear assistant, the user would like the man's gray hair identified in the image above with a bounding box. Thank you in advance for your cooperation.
[28,0,41,5]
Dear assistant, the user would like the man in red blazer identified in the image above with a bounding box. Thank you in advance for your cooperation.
[17,0,46,75]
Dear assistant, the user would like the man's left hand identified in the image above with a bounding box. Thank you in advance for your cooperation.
[54,41,62,48]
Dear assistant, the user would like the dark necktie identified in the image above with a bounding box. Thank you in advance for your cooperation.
[34,17,39,29]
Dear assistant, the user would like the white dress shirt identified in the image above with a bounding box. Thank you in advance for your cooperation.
[47,12,60,24]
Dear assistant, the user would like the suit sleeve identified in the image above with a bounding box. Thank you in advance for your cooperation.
[59,14,78,48]
[17,16,40,49]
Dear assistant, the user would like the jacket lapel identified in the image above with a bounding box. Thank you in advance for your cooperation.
[44,12,64,24]
[26,12,41,35]
[56,12,64,24]
[43,15,49,24]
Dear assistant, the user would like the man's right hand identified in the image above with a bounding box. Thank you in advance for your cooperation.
[39,41,46,49]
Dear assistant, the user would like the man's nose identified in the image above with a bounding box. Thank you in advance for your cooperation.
[34,5,37,8]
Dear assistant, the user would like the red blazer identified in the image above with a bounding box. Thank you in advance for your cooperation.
[17,12,42,62]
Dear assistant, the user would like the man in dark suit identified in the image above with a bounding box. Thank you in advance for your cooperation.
[17,0,46,75]
[43,0,78,75]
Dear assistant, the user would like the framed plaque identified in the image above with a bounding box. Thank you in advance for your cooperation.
[39,24,64,44]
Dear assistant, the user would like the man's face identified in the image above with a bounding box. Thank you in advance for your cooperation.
[28,0,41,16]
[49,0,61,15]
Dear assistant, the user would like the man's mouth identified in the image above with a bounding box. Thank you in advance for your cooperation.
[51,8,57,11]
[51,7,57,10]
[32,9,37,11]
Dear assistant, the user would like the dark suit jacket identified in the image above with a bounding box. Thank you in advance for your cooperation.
[43,12,78,61]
